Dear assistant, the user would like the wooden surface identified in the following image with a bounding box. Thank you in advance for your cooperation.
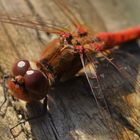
[0,0,140,140]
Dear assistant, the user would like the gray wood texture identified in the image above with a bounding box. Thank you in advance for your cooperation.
[0,0,140,140]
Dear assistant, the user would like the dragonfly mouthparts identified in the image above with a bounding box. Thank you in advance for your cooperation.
[12,75,25,87]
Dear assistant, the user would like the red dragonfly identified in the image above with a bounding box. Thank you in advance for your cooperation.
[0,0,140,139]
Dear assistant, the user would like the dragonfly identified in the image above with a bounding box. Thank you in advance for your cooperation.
[0,0,140,139]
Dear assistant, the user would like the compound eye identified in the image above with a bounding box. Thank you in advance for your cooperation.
[24,70,48,93]
[12,60,30,76]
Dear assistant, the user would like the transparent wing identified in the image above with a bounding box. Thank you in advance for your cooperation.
[79,50,140,139]
[53,0,81,28]
[79,52,121,139]
[0,14,70,34]
[100,50,140,134]
[0,0,82,35]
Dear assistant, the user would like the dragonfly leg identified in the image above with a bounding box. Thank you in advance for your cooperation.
[0,74,9,117]
[10,96,48,139]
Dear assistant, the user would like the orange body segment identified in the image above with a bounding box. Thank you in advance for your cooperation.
[96,26,140,50]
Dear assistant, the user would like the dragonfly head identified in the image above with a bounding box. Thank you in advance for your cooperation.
[8,60,49,102]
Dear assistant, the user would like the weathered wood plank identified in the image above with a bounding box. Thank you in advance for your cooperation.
[0,0,140,140]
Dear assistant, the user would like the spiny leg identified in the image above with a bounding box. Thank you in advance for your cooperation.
[10,95,60,139]
[0,74,9,116]
[10,96,48,138]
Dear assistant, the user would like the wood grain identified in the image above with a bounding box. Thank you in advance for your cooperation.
[0,0,140,140]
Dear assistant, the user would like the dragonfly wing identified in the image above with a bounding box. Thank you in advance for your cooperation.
[79,53,122,139]
[79,51,140,139]
[0,14,69,34]
[53,0,81,28]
